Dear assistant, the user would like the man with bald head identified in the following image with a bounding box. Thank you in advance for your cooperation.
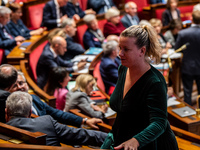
[37,36,86,89]
[120,2,139,28]
[0,64,17,122]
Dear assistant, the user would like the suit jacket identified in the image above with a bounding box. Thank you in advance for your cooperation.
[83,28,103,49]
[120,14,139,28]
[31,94,82,127]
[6,19,31,39]
[36,43,74,89]
[175,25,200,75]
[162,8,181,26]
[103,21,125,38]
[164,30,176,48]
[100,56,121,93]
[65,90,104,119]
[61,36,85,61]
[66,2,85,18]
[87,0,115,14]
[0,25,16,54]
[41,0,69,30]
[7,115,107,146]
[0,89,10,123]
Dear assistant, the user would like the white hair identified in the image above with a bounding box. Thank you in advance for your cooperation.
[61,18,75,28]
[102,40,118,56]
[6,91,32,117]
[0,6,11,17]
[83,14,96,24]
[105,8,120,20]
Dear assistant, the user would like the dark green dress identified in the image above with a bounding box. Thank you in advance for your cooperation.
[101,65,178,150]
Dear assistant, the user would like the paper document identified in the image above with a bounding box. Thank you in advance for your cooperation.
[105,107,116,118]
[167,97,180,107]
[71,55,96,62]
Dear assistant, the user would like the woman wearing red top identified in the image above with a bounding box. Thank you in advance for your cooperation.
[103,8,125,38]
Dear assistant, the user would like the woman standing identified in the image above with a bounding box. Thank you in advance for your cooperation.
[101,25,178,150]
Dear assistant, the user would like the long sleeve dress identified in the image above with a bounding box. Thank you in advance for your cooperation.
[101,65,178,150]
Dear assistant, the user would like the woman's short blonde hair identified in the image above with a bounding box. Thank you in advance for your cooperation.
[72,74,96,93]
[120,25,162,63]
[149,18,162,27]
[105,8,120,20]
[83,14,96,25]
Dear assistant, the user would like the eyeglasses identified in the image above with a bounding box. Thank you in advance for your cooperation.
[13,81,26,89]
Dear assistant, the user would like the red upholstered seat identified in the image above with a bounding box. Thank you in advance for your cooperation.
[0,49,4,65]
[15,0,28,3]
[155,8,165,20]
[93,61,105,92]
[80,0,88,11]
[29,41,48,83]
[98,19,107,33]
[76,24,88,47]
[28,3,46,29]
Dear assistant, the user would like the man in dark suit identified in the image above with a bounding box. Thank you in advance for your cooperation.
[175,10,200,106]
[87,0,115,14]
[0,64,18,123]
[0,6,25,56]
[6,91,107,146]
[121,2,139,28]
[61,18,85,60]
[8,71,103,129]
[36,36,86,89]
[41,0,69,30]
[100,40,121,94]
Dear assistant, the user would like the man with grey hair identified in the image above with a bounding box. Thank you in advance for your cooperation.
[61,18,85,60]
[120,2,139,28]
[6,91,107,146]
[0,6,25,56]
[0,64,17,123]
[100,40,121,94]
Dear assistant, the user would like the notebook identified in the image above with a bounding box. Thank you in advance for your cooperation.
[172,106,196,117]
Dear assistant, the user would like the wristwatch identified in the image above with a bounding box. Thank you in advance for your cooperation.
[83,118,88,125]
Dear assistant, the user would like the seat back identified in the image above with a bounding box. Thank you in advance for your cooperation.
[29,41,48,83]
[0,49,4,65]
[76,24,88,48]
[93,61,105,92]
[79,0,88,11]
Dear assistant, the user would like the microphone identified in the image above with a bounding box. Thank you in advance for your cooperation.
[168,42,190,57]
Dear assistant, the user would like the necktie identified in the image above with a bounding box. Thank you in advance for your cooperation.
[2,26,13,39]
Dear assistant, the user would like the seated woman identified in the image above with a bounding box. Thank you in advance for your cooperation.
[103,8,125,38]
[164,19,182,48]
[45,67,71,111]
[162,0,181,26]
[83,14,105,49]
[100,40,120,94]
[64,74,108,119]
[7,3,44,39]
[149,18,172,54]
[66,0,95,19]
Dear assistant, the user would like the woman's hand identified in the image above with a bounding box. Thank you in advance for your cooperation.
[114,138,139,150]
[91,103,102,111]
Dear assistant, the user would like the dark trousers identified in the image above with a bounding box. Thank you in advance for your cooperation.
[182,73,200,106]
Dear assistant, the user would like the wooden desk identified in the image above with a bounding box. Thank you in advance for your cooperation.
[168,99,200,135]
[6,31,48,67]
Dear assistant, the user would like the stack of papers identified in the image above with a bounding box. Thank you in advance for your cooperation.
[105,107,116,118]
[167,97,180,107]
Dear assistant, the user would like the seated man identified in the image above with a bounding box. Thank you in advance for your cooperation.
[0,6,25,56]
[121,2,139,28]
[61,18,85,60]
[41,0,69,30]
[0,64,17,123]
[66,0,95,19]
[87,0,116,14]
[100,40,120,94]
[6,91,107,146]
[36,36,86,89]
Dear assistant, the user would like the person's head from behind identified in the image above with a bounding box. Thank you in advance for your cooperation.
[169,19,182,35]
[149,18,162,34]
[105,8,120,25]
[103,40,119,58]
[72,74,96,96]
[9,71,29,93]
[0,6,11,25]
[192,10,200,25]
[124,2,137,17]
[83,14,99,31]
[8,3,22,22]
[57,0,68,7]
[167,0,178,10]
[106,35,119,43]
[46,67,71,95]
[119,25,162,68]
[61,18,77,37]
[0,64,17,91]
[6,91,32,121]
[51,36,67,56]
[48,28,66,44]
